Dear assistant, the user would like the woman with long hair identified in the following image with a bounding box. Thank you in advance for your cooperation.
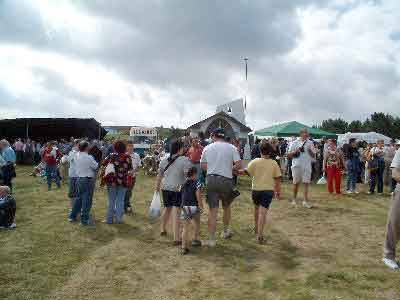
[101,141,133,224]
[155,139,192,246]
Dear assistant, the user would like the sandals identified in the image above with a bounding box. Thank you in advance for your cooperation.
[257,236,266,245]
[181,248,190,255]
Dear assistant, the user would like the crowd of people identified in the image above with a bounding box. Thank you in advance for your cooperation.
[1,128,400,269]
[251,134,400,198]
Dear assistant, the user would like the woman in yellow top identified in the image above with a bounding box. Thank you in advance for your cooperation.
[242,141,281,244]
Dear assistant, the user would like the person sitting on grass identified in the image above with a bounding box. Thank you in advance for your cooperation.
[242,141,281,244]
[0,185,16,229]
[180,166,204,255]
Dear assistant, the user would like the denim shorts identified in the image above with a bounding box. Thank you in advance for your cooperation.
[252,190,274,209]
[162,190,182,207]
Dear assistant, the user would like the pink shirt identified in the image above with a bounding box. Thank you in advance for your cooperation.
[14,141,24,151]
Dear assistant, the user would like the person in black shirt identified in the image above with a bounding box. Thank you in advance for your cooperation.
[198,132,209,148]
[343,138,360,193]
[180,167,204,255]
[251,138,261,160]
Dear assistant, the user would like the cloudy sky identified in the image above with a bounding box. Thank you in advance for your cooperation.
[0,0,399,130]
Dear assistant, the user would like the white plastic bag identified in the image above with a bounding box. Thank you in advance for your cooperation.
[104,163,115,176]
[317,176,327,185]
[50,146,58,157]
[149,192,161,219]
[61,155,68,164]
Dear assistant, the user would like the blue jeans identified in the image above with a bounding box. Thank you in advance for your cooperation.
[69,177,95,225]
[45,164,60,190]
[370,158,385,193]
[346,159,358,192]
[392,178,397,193]
[68,177,78,199]
[107,186,127,224]
[1,164,14,192]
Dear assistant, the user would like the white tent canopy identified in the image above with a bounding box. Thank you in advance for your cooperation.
[337,132,392,146]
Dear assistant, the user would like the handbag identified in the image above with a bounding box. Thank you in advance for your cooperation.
[368,157,379,173]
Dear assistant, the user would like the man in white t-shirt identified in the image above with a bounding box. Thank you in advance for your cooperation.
[288,128,317,208]
[382,148,400,269]
[200,128,241,247]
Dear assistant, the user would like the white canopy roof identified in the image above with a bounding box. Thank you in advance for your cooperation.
[337,132,392,146]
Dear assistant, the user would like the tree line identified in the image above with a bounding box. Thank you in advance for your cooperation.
[315,112,400,139]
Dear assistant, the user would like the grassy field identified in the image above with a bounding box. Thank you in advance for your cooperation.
[1,166,399,300]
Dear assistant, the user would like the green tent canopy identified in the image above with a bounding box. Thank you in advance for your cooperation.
[254,121,337,139]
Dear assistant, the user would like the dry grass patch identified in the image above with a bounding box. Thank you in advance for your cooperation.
[1,167,400,300]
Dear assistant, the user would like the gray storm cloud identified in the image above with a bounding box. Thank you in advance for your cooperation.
[0,0,398,128]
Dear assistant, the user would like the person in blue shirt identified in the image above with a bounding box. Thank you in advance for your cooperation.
[0,140,16,191]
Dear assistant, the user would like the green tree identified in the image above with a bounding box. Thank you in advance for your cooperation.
[393,117,400,139]
[347,120,363,133]
[368,112,395,137]
[319,118,348,134]
[318,113,400,139]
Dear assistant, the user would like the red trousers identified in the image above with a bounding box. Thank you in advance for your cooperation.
[326,165,342,194]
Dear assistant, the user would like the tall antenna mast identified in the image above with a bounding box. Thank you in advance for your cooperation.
[243,57,248,111]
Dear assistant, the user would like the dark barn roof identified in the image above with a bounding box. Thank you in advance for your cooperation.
[0,118,107,141]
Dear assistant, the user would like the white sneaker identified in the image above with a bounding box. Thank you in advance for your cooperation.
[0,223,16,229]
[382,258,399,270]
[353,190,360,194]
[291,199,298,206]
[302,201,313,209]
[346,190,353,195]
[205,240,217,248]
[221,229,233,239]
